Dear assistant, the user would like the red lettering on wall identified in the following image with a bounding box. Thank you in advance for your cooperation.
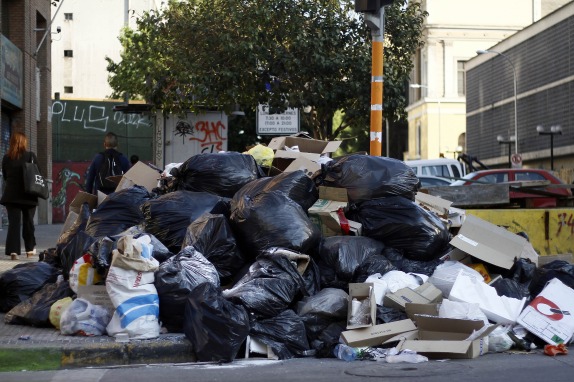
[189,121,227,152]
[556,213,574,237]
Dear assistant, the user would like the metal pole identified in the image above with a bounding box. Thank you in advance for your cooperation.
[370,35,383,156]
[550,134,554,171]
[365,10,385,156]
[477,50,518,154]
[507,144,511,168]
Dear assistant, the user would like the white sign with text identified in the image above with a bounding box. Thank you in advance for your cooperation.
[256,105,300,135]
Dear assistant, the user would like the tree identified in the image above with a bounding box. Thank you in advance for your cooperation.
[107,0,426,153]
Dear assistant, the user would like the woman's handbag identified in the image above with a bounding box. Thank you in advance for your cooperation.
[23,155,49,199]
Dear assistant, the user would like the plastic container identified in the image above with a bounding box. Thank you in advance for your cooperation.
[333,344,357,362]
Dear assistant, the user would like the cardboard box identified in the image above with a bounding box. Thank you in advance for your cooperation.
[114,161,161,193]
[383,283,443,312]
[308,186,362,237]
[281,157,321,177]
[340,319,417,347]
[449,214,539,269]
[415,283,443,304]
[244,335,278,360]
[267,135,342,155]
[347,283,377,329]
[517,278,574,345]
[267,135,342,173]
[405,303,440,322]
[69,191,98,214]
[397,315,499,359]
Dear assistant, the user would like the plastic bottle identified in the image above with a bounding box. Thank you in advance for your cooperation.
[333,344,357,362]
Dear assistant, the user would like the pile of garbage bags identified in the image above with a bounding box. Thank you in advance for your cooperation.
[0,151,571,363]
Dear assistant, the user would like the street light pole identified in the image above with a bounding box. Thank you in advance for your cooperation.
[356,1,395,157]
[477,49,518,155]
[497,135,515,167]
[537,125,562,171]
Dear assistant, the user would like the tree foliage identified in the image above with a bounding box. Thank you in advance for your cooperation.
[107,0,426,152]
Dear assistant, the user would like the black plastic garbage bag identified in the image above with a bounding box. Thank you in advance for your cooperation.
[302,257,321,297]
[529,260,574,297]
[348,196,450,262]
[249,309,310,360]
[316,236,386,289]
[182,213,245,285]
[353,255,398,283]
[170,152,263,198]
[234,170,319,211]
[183,282,250,363]
[490,277,531,300]
[223,254,308,318]
[491,258,537,300]
[382,247,443,276]
[230,190,321,258]
[4,280,74,327]
[141,190,226,253]
[87,236,116,276]
[155,246,220,332]
[84,186,151,238]
[57,230,98,280]
[0,262,60,312]
[316,155,419,203]
[296,288,348,342]
[312,321,347,359]
[376,305,408,324]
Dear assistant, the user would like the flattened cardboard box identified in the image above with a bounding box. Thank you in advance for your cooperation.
[267,135,342,155]
[114,161,160,193]
[449,214,539,269]
[341,319,417,348]
[397,315,499,359]
[346,283,377,329]
[383,283,443,312]
[309,186,362,237]
[517,278,574,345]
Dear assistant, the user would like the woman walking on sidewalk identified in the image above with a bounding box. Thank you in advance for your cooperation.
[0,132,38,260]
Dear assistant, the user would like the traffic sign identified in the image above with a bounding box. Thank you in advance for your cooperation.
[256,104,300,135]
[511,153,522,168]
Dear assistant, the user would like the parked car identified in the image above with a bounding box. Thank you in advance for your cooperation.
[450,168,572,207]
[417,175,453,188]
[405,158,466,179]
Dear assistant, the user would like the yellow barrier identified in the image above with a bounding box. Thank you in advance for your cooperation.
[468,208,574,256]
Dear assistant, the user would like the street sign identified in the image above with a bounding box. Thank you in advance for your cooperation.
[511,153,522,168]
[256,104,300,135]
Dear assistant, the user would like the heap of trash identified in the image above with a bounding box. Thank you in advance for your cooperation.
[1,136,573,363]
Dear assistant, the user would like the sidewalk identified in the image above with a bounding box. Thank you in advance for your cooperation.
[0,224,194,370]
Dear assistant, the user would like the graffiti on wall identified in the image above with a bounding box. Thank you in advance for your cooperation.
[165,112,228,164]
[556,212,574,237]
[52,162,89,223]
[51,100,152,131]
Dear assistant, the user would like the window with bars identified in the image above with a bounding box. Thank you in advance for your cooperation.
[64,13,73,20]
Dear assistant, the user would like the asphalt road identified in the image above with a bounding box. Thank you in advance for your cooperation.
[1,351,573,382]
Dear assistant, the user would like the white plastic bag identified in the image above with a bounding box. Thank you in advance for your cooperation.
[60,298,111,336]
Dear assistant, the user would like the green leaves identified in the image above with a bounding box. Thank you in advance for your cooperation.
[107,0,426,150]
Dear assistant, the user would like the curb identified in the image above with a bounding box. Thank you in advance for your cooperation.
[0,336,195,370]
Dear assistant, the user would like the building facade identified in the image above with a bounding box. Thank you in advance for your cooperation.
[51,0,163,99]
[465,2,574,181]
[1,0,53,224]
[404,0,570,162]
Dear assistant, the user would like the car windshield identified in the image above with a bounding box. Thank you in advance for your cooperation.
[450,172,481,186]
